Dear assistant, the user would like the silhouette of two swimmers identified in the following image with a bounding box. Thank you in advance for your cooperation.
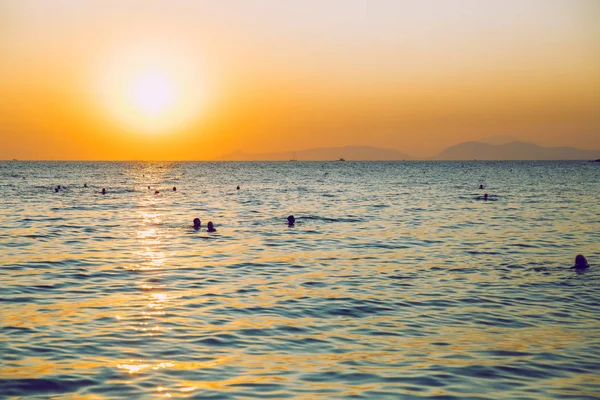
[193,218,217,232]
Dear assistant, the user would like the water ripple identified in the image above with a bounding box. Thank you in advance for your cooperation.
[1,161,599,399]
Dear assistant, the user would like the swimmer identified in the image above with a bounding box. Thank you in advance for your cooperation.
[155,190,160,195]
[84,183,88,188]
[173,187,176,191]
[101,188,106,195]
[479,184,484,190]
[476,192,497,201]
[148,186,151,189]
[237,186,240,190]
[193,218,201,230]
[55,187,59,193]
[207,221,216,232]
[572,254,589,269]
[287,215,295,227]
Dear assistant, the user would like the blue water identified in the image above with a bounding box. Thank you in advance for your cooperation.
[1,161,599,399]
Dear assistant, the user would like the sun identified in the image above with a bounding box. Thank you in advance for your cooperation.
[94,44,209,134]
[131,68,175,118]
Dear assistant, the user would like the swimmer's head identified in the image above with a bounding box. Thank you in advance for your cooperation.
[193,218,201,229]
[574,254,589,268]
[154,190,160,195]
[207,221,216,232]
[287,215,295,226]
[173,187,176,191]
[484,193,488,200]
[84,183,88,188]
[479,184,484,189]
[237,186,240,190]
[101,188,106,194]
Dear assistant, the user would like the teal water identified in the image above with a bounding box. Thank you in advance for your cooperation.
[1,161,599,399]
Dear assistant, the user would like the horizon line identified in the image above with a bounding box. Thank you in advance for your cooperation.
[2,159,597,162]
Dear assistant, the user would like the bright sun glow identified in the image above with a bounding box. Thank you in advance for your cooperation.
[131,69,175,117]
[94,44,210,134]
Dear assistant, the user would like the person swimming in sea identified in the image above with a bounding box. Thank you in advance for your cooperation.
[287,215,295,227]
[476,193,495,201]
[237,186,240,190]
[173,187,176,191]
[479,184,484,190]
[84,183,88,188]
[193,218,201,230]
[154,190,160,195]
[101,188,106,195]
[571,254,589,269]
[207,221,216,232]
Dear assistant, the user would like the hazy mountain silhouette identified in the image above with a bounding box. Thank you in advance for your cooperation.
[435,141,600,160]
[216,141,598,161]
[478,135,519,145]
[217,145,411,161]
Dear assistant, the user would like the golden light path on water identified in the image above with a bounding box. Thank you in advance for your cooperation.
[0,161,598,398]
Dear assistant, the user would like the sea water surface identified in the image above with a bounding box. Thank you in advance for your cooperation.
[0,161,599,399]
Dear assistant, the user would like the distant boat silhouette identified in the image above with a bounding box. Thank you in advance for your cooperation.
[338,157,345,161]
[289,152,297,162]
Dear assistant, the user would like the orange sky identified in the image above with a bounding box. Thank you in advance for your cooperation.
[1,0,599,160]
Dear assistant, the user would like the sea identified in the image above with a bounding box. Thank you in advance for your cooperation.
[0,161,599,399]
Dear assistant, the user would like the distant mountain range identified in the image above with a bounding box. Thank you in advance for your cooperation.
[434,141,600,160]
[217,145,411,161]
[216,141,599,161]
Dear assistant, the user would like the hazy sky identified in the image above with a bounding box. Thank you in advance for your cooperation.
[1,0,599,160]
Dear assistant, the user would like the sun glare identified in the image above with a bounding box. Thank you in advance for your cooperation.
[94,44,209,134]
[131,69,175,117]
